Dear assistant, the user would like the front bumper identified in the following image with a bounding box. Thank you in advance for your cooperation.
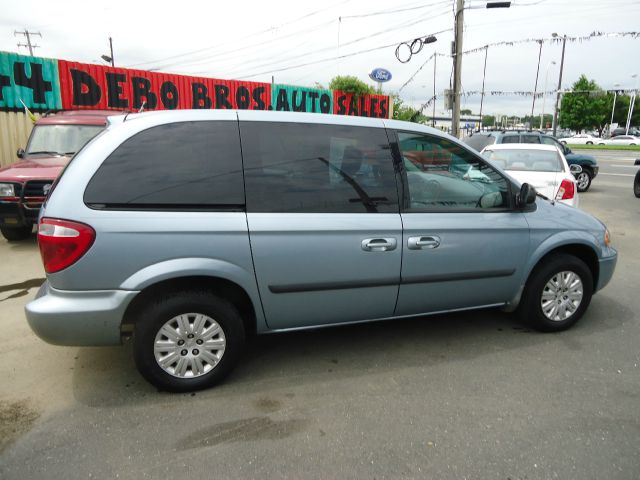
[591,165,599,179]
[596,248,617,292]
[25,281,139,346]
[0,199,41,228]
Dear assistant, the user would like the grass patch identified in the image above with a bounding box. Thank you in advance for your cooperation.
[565,143,640,151]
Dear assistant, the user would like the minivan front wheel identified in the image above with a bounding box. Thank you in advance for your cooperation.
[133,291,245,392]
[519,254,593,332]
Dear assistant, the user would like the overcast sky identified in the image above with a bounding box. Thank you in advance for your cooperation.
[1,0,639,116]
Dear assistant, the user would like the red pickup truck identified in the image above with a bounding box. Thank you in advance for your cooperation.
[0,110,114,241]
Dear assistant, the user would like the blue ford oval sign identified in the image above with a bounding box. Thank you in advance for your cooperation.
[369,68,392,82]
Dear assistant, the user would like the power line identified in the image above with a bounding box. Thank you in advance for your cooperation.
[125,0,355,68]
[340,0,450,19]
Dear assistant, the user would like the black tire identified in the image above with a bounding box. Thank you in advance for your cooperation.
[575,170,592,192]
[634,171,640,198]
[586,141,593,145]
[133,290,245,392]
[518,254,593,332]
[0,225,33,241]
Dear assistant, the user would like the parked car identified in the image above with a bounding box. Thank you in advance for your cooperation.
[611,127,640,137]
[561,134,600,145]
[634,159,640,198]
[25,110,617,392]
[599,135,640,146]
[481,144,579,207]
[0,110,114,241]
[464,131,599,192]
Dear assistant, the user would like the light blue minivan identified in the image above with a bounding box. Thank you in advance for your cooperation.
[25,110,617,391]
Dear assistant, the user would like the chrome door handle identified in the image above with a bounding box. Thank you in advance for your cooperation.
[361,238,397,252]
[408,235,440,250]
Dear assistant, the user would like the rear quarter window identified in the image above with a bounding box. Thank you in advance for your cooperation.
[84,121,244,208]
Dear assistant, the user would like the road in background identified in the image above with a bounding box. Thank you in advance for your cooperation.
[1,153,639,480]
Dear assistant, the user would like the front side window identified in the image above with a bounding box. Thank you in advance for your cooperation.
[84,121,244,208]
[27,125,104,156]
[398,132,510,211]
[241,122,398,213]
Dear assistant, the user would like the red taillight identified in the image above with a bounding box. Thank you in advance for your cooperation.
[556,179,575,200]
[38,218,96,273]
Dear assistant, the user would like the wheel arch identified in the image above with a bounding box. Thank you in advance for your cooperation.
[525,241,599,292]
[507,237,600,311]
[122,275,260,337]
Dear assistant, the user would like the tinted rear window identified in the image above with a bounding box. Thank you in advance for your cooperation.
[500,135,520,144]
[462,134,496,151]
[241,122,398,213]
[84,121,244,208]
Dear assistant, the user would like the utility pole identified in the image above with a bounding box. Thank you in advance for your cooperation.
[552,34,567,137]
[451,0,465,138]
[479,46,488,131]
[530,40,542,126]
[14,29,41,56]
[432,53,437,127]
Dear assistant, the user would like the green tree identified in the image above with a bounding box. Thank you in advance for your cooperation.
[328,76,376,96]
[390,93,428,124]
[461,108,473,115]
[559,75,609,134]
[481,114,495,127]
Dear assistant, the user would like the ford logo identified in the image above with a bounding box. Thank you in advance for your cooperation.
[369,68,392,83]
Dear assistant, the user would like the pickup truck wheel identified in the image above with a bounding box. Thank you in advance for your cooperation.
[518,254,593,332]
[575,170,592,192]
[133,291,245,392]
[1,225,33,241]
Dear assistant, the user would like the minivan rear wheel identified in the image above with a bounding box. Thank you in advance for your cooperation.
[1,225,33,241]
[518,254,593,332]
[133,291,245,392]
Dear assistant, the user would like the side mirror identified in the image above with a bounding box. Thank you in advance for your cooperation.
[16,148,25,159]
[517,183,537,207]
[564,146,572,154]
[569,164,583,175]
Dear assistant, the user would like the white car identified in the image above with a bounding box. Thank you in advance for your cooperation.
[481,144,579,207]
[562,133,600,145]
[599,135,640,146]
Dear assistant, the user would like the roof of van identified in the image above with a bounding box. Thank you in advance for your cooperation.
[37,110,123,126]
[109,109,451,139]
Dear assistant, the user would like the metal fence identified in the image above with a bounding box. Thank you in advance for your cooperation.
[0,111,35,168]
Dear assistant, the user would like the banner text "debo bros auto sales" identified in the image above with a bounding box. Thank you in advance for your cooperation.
[0,52,390,118]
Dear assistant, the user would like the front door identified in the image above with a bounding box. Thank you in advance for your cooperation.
[392,130,530,316]
[239,116,402,330]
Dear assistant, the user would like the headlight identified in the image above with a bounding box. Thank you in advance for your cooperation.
[604,228,611,247]
[0,183,15,197]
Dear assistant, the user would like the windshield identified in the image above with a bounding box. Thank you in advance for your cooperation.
[483,149,563,172]
[26,124,105,156]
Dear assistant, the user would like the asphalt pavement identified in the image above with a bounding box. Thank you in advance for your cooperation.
[1,150,639,479]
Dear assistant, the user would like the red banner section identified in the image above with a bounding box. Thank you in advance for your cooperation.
[333,91,389,119]
[58,61,272,112]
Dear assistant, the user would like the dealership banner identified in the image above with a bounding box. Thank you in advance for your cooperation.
[0,51,390,118]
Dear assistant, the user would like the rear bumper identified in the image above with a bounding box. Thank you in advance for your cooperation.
[25,281,139,346]
[596,248,617,292]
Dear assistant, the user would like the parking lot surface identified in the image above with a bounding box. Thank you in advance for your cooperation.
[1,150,639,479]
